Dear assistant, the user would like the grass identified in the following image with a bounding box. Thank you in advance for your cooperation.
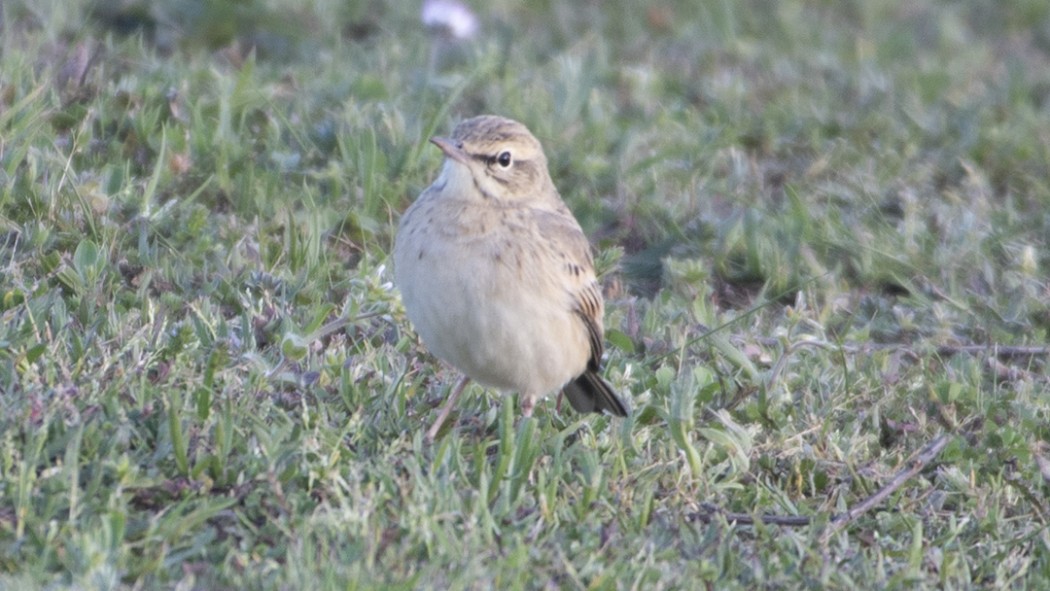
[2,0,1049,588]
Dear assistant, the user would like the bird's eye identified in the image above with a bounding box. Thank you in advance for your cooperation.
[496,151,512,168]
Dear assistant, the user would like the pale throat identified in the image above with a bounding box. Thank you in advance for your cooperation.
[434,159,478,196]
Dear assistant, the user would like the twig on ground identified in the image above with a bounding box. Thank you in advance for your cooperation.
[932,344,1050,358]
[689,433,954,535]
[822,433,952,540]
[688,504,812,527]
[752,337,1050,360]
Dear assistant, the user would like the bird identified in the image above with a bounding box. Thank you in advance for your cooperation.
[393,115,630,440]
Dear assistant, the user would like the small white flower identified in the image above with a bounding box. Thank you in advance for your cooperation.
[421,0,479,40]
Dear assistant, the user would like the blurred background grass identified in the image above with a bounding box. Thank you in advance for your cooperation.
[1,0,1049,588]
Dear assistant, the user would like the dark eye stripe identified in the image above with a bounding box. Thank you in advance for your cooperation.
[467,151,516,167]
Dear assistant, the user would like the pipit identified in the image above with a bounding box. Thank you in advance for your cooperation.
[394,115,630,440]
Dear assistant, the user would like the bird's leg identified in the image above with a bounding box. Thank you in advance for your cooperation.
[521,395,535,418]
[426,375,471,441]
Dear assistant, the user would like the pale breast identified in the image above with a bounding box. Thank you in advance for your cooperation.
[394,196,593,397]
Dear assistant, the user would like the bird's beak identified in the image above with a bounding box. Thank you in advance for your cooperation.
[430,136,469,164]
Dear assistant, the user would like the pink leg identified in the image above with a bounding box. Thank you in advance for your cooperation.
[521,394,535,418]
[425,375,471,441]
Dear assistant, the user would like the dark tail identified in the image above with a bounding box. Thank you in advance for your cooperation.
[562,371,629,417]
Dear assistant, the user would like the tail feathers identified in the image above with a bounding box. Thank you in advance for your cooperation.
[562,371,629,417]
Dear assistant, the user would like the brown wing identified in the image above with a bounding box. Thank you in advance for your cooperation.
[573,283,604,372]
[532,207,605,367]
[534,207,630,416]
